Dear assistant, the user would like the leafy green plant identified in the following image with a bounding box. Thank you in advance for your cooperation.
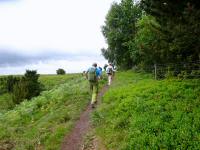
[92,71,200,149]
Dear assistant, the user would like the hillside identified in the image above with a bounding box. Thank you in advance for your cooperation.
[0,74,92,149]
[92,71,200,149]
[0,72,199,149]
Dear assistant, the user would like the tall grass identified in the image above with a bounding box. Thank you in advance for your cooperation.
[92,71,200,149]
[0,76,90,149]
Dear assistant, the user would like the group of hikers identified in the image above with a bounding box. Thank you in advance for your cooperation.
[83,62,115,108]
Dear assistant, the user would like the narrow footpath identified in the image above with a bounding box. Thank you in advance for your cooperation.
[61,85,109,150]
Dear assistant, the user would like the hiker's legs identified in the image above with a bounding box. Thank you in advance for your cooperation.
[91,82,98,105]
[108,75,112,85]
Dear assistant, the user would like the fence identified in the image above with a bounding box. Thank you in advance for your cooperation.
[153,61,200,80]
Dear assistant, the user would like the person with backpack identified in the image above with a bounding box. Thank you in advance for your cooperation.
[97,66,103,79]
[86,63,101,108]
[106,63,114,86]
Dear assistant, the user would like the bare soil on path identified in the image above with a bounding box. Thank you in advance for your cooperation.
[61,85,109,150]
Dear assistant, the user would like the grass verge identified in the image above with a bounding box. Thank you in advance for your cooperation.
[92,71,200,149]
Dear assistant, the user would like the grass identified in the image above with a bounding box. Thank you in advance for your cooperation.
[0,72,105,150]
[39,74,79,90]
[0,74,80,113]
[0,73,107,150]
[92,71,200,149]
[0,93,13,113]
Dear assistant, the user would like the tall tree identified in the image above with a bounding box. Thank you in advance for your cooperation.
[131,15,168,66]
[141,0,200,63]
[101,0,142,69]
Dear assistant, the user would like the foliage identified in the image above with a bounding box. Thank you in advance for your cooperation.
[140,0,200,63]
[0,76,20,94]
[12,70,42,104]
[0,74,79,113]
[102,0,200,74]
[92,71,200,149]
[6,76,20,93]
[0,93,13,112]
[101,0,142,69]
[0,77,7,94]
[56,68,66,75]
[0,73,106,149]
[131,15,168,66]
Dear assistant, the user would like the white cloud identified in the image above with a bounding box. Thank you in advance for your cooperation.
[0,0,120,74]
[0,0,119,54]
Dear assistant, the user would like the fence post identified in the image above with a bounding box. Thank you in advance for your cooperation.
[154,64,157,80]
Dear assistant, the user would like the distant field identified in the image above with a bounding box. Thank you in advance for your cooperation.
[39,73,81,90]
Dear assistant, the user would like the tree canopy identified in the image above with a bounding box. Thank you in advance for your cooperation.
[101,0,200,71]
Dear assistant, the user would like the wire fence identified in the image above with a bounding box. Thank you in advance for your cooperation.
[154,61,200,79]
[135,61,200,80]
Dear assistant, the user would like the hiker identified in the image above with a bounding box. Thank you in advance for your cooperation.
[106,63,114,86]
[104,64,108,71]
[97,67,103,79]
[82,71,87,78]
[86,63,101,108]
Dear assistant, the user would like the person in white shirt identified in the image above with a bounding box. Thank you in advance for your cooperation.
[106,63,114,86]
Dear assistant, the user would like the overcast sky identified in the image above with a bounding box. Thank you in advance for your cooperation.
[0,0,119,74]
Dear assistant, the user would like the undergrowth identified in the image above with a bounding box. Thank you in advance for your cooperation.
[92,71,200,149]
[0,76,91,149]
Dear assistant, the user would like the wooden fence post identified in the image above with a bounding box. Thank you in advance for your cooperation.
[154,64,157,80]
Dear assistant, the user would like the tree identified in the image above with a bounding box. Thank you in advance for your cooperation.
[140,0,200,63]
[56,68,66,75]
[101,0,142,69]
[12,70,42,103]
[130,15,168,67]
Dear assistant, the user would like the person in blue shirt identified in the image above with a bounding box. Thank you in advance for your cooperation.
[97,66,103,79]
[86,63,101,108]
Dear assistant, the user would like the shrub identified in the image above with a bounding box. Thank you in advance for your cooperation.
[12,70,42,104]
[12,80,28,104]
[6,76,20,93]
[56,68,66,75]
[0,76,20,94]
[0,77,7,94]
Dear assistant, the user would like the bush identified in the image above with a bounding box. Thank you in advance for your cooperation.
[0,77,7,94]
[12,70,42,104]
[0,76,20,94]
[12,80,28,104]
[6,76,20,93]
[56,68,66,75]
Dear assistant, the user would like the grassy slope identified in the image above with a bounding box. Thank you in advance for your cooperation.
[0,74,99,150]
[0,93,13,113]
[39,74,78,90]
[92,71,200,149]
[0,74,76,113]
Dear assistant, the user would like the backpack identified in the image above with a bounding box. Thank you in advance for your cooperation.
[106,67,112,74]
[88,67,97,82]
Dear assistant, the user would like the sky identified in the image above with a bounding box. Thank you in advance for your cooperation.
[0,0,120,74]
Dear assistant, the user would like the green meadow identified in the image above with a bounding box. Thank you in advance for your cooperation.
[0,74,94,149]
[0,72,199,149]
[92,71,200,149]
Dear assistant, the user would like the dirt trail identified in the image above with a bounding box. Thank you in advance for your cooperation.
[61,85,109,150]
